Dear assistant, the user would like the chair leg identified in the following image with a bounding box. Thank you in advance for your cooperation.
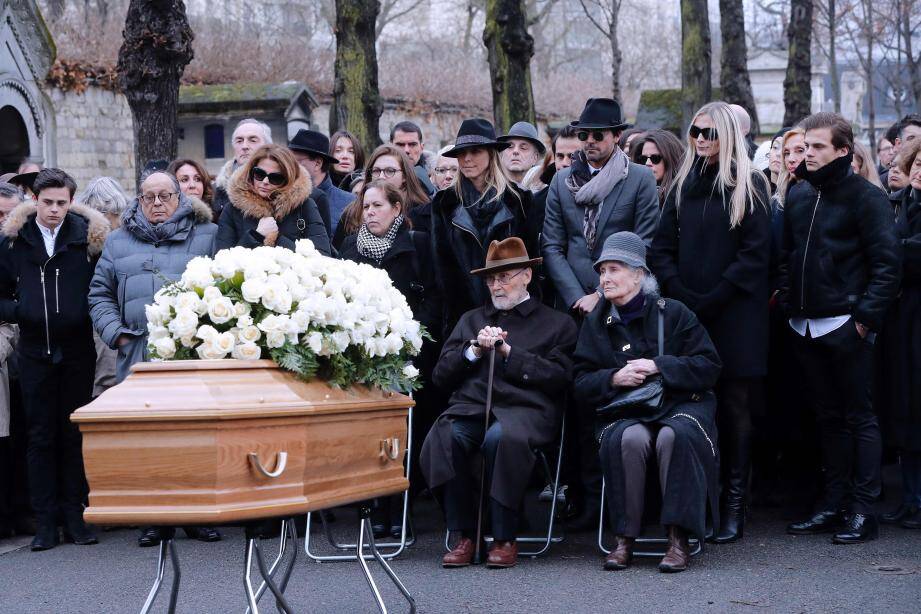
[139,527,180,614]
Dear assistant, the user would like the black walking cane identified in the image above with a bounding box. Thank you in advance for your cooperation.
[473,338,503,565]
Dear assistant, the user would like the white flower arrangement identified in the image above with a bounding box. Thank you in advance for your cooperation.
[146,240,427,391]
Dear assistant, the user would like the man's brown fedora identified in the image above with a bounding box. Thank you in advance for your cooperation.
[470,237,542,276]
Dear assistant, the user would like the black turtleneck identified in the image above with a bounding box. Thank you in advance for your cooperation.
[794,152,854,189]
[614,290,646,324]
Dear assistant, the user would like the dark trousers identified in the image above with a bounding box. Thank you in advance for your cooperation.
[900,451,921,507]
[19,353,94,522]
[794,323,882,514]
[442,417,518,542]
[716,378,755,497]
[607,424,676,537]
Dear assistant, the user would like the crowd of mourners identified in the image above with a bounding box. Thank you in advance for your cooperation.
[0,96,919,575]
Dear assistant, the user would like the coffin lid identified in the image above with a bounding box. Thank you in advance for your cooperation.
[72,359,414,423]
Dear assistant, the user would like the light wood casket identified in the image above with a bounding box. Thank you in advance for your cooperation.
[71,359,412,525]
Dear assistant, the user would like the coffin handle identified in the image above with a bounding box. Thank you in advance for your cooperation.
[248,451,288,478]
[379,438,400,462]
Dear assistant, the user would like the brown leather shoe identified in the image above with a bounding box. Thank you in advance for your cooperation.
[604,536,634,570]
[442,537,475,568]
[658,526,690,573]
[486,540,518,568]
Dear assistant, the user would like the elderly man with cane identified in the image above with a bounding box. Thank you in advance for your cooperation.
[420,237,578,568]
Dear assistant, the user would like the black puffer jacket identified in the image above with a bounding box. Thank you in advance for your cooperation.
[431,184,537,337]
[0,204,110,361]
[777,154,901,330]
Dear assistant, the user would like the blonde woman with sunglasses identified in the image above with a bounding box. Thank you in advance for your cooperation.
[650,101,772,544]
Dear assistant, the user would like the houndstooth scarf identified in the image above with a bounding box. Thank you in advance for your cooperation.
[356,215,404,265]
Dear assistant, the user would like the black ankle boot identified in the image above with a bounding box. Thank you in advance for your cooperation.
[30,518,59,552]
[715,456,750,544]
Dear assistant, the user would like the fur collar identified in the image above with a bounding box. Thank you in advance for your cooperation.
[227,165,313,220]
[214,159,236,190]
[1,203,111,257]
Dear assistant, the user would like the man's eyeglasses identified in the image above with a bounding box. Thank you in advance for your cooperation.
[689,125,718,141]
[251,167,286,186]
[371,167,401,179]
[484,269,526,286]
[433,167,457,175]
[577,130,606,142]
[637,154,664,165]
[140,192,177,205]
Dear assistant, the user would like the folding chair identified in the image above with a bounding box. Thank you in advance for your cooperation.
[597,477,702,557]
[304,404,415,561]
[444,414,566,559]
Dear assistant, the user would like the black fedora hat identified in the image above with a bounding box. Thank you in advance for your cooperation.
[443,118,511,158]
[288,129,339,164]
[570,98,630,131]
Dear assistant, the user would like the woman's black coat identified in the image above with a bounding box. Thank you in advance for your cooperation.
[879,188,921,451]
[572,295,722,539]
[649,159,772,378]
[215,168,331,255]
[431,185,538,338]
[339,224,442,351]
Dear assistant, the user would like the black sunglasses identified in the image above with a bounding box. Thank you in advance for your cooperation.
[251,167,286,186]
[637,154,664,165]
[689,125,718,141]
[577,130,606,142]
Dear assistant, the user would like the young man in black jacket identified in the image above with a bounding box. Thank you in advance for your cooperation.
[0,168,110,550]
[778,113,901,544]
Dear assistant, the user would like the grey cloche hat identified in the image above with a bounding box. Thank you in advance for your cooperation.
[497,121,546,154]
[593,231,648,272]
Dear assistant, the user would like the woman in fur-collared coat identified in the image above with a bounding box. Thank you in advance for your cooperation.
[215,144,331,254]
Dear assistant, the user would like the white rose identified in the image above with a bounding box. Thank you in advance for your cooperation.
[214,331,235,355]
[402,364,420,379]
[233,302,252,318]
[174,291,203,313]
[265,331,286,348]
[196,340,227,360]
[331,330,351,352]
[237,325,261,344]
[241,278,268,302]
[168,308,199,338]
[211,251,243,279]
[207,297,235,324]
[145,303,167,327]
[202,286,223,302]
[181,257,216,290]
[384,332,403,354]
[261,278,292,313]
[305,331,324,354]
[196,324,219,342]
[232,343,262,360]
[147,325,169,342]
[295,239,317,256]
[153,336,177,359]
[179,334,196,348]
[236,314,254,328]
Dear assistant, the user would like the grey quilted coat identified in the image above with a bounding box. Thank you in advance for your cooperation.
[89,196,217,382]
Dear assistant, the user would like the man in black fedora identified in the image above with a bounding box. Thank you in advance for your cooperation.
[288,129,355,238]
[541,97,659,528]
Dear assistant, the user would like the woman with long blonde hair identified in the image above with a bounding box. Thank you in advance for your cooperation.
[431,118,536,335]
[650,101,772,544]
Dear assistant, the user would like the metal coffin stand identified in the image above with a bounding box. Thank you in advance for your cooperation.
[597,478,702,557]
[304,406,416,562]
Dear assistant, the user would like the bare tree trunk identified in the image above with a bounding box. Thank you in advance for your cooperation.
[483,0,536,133]
[681,0,712,127]
[719,0,760,134]
[828,0,841,113]
[463,2,478,52]
[783,0,813,126]
[901,0,921,109]
[864,0,876,159]
[609,15,622,102]
[330,0,384,155]
[116,0,194,185]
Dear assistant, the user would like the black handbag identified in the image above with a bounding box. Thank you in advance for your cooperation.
[595,298,669,423]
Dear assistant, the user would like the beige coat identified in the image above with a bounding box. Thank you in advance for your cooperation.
[0,322,18,437]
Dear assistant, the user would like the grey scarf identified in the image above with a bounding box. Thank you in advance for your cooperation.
[356,215,404,265]
[565,148,630,251]
[124,199,193,245]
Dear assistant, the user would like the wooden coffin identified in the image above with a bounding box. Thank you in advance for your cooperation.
[71,359,412,526]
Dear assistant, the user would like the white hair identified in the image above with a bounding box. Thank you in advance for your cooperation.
[637,267,660,296]
[75,176,130,215]
[233,118,273,144]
